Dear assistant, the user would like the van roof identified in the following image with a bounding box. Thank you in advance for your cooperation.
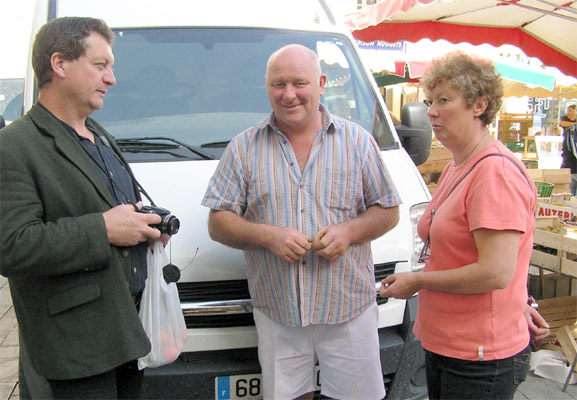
[52,0,345,33]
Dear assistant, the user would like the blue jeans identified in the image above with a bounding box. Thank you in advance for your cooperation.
[425,344,531,400]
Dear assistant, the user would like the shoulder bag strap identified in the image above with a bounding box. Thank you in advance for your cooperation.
[445,153,532,201]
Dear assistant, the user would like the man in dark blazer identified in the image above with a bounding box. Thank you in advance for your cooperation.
[0,17,163,398]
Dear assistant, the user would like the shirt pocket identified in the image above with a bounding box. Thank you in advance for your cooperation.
[47,283,102,315]
[247,177,275,224]
[326,169,357,214]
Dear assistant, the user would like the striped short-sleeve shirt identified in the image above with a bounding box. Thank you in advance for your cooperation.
[202,105,401,326]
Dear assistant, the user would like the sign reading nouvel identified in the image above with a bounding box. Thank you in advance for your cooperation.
[355,40,405,51]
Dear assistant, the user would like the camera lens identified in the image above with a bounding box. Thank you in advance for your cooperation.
[160,215,180,235]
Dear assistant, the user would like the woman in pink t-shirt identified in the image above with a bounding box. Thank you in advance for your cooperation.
[380,51,548,400]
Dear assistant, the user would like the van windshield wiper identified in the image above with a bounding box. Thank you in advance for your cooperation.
[115,137,214,160]
[201,140,230,148]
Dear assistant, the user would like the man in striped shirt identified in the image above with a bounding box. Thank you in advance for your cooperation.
[202,44,400,400]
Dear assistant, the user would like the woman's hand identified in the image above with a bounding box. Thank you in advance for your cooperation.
[380,272,421,299]
[524,305,550,349]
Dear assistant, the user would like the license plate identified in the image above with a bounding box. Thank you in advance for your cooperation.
[215,367,321,400]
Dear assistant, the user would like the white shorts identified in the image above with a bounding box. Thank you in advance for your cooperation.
[253,303,385,400]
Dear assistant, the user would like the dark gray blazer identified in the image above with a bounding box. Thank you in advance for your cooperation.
[0,105,151,380]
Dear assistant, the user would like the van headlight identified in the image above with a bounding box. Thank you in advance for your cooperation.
[410,202,429,271]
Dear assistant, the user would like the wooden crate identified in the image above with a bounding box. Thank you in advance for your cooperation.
[426,183,437,195]
[532,225,563,274]
[529,269,573,299]
[536,203,577,221]
[500,133,523,142]
[498,112,533,147]
[418,159,451,174]
[553,184,571,194]
[562,229,577,277]
[498,112,533,133]
[418,142,452,175]
[528,169,572,184]
[531,222,577,278]
[529,169,544,181]
[531,247,561,273]
[544,169,572,185]
[503,142,524,152]
[527,169,572,195]
[524,136,537,159]
[537,296,577,345]
[557,325,577,365]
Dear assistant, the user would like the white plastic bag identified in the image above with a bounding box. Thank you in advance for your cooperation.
[138,240,187,369]
[530,350,577,385]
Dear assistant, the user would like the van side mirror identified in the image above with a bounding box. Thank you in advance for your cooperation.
[0,115,5,130]
[395,102,432,166]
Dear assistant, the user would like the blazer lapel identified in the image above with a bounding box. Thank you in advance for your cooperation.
[27,105,116,208]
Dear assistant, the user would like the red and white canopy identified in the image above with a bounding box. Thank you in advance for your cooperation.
[345,0,577,78]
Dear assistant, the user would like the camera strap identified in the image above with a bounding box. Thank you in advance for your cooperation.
[90,128,159,207]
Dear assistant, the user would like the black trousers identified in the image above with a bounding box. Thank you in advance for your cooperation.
[46,360,143,400]
[425,344,531,400]
[20,300,144,399]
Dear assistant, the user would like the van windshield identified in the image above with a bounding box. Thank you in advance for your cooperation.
[92,28,395,161]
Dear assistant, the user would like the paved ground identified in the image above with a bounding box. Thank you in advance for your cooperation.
[0,276,18,400]
[0,274,576,400]
[515,372,577,400]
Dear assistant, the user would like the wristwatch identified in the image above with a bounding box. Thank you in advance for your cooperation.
[528,295,539,310]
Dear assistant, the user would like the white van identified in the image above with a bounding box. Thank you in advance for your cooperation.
[18,1,432,398]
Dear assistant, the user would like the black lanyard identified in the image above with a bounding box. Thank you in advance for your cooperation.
[80,131,134,206]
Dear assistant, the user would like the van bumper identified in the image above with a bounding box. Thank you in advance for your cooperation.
[143,347,261,399]
[144,297,426,400]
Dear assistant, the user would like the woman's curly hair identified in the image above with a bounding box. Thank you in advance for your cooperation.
[420,51,503,126]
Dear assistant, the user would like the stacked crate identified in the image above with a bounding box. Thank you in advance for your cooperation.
[417,141,453,194]
[530,178,577,301]
[498,112,533,153]
[532,217,577,279]
[529,168,572,195]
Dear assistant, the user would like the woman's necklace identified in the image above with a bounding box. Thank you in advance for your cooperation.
[454,134,487,167]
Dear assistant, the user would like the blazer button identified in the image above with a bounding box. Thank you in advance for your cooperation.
[121,250,129,258]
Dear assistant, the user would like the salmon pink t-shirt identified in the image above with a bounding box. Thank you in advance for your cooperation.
[414,142,536,361]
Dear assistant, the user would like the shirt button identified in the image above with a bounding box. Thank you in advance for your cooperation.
[121,250,129,257]
[302,261,306,265]
[301,209,305,213]
[133,268,137,273]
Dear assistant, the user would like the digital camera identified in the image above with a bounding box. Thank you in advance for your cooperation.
[139,205,180,235]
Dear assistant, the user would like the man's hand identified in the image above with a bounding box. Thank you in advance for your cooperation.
[148,234,171,249]
[103,201,162,246]
[311,205,399,262]
[265,226,312,263]
[311,225,352,262]
[208,210,310,261]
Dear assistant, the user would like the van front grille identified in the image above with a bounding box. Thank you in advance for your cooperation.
[177,263,397,328]
[177,279,249,302]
